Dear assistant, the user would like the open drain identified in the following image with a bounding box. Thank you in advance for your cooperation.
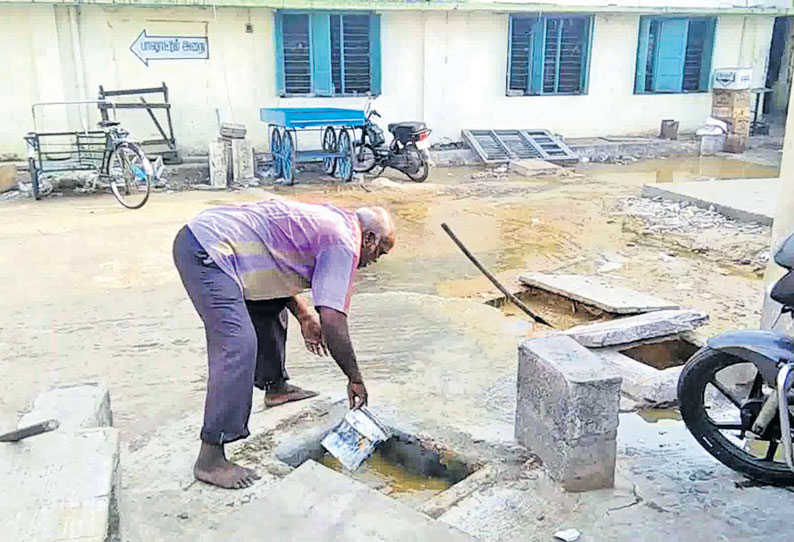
[619,337,700,370]
[487,288,612,329]
[278,433,473,506]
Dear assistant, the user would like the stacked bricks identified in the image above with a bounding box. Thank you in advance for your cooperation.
[711,89,751,153]
[515,335,622,491]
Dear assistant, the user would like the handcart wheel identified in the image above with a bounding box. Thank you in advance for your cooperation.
[270,127,282,178]
[322,127,337,175]
[281,130,296,186]
[336,129,353,183]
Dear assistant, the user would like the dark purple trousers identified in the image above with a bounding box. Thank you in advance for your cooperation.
[173,225,289,445]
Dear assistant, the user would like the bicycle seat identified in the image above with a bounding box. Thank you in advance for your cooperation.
[98,120,120,128]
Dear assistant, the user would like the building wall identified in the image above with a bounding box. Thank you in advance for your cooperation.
[0,5,776,158]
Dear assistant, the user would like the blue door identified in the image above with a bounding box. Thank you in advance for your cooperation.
[653,19,688,93]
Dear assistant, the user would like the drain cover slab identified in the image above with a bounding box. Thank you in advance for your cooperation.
[211,460,475,541]
[519,274,679,315]
[564,309,708,348]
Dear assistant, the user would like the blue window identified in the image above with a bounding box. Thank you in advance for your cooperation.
[507,15,593,96]
[635,17,716,94]
[275,12,381,97]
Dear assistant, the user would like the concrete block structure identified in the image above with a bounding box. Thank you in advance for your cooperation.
[3,384,120,542]
[515,335,621,491]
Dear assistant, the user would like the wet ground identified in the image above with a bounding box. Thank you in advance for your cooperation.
[0,155,788,540]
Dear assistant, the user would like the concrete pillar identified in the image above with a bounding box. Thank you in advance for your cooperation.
[515,335,622,492]
[761,60,794,332]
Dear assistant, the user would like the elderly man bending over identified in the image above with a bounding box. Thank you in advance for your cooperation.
[173,199,395,489]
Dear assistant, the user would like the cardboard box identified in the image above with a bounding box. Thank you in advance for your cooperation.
[731,106,751,121]
[723,134,748,154]
[713,89,751,108]
[713,68,753,90]
[711,106,733,120]
[732,119,751,137]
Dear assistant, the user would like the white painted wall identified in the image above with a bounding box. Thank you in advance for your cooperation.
[0,5,776,157]
[498,0,788,8]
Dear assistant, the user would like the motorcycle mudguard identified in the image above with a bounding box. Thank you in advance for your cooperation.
[707,330,794,383]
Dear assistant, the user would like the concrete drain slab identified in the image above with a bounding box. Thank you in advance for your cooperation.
[519,273,678,315]
[1,428,119,542]
[214,460,475,541]
[564,309,708,348]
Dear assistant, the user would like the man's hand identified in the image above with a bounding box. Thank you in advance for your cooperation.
[348,380,368,409]
[318,306,367,409]
[299,313,328,357]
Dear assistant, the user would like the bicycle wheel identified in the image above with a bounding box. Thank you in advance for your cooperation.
[108,142,152,209]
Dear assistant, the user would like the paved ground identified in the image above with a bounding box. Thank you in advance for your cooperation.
[1,158,790,540]
[643,177,779,225]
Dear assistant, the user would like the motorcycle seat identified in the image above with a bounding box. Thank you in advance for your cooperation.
[388,122,427,134]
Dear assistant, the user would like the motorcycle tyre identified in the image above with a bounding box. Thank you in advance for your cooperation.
[678,347,794,485]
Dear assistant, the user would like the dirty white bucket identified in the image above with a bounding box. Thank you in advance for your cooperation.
[321,407,391,471]
[699,134,726,156]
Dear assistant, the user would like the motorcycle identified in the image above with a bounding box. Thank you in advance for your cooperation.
[678,231,794,484]
[352,101,432,183]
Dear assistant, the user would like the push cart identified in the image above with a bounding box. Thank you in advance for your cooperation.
[260,107,366,185]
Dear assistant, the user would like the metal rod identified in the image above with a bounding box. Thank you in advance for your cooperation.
[441,222,554,328]
[0,419,59,442]
[776,364,794,472]
[140,97,173,149]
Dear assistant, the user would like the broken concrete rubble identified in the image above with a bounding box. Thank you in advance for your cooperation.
[515,336,621,492]
[564,309,708,348]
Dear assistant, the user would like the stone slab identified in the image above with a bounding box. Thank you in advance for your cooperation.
[211,460,475,541]
[19,383,111,430]
[642,178,778,226]
[510,159,563,177]
[564,309,708,348]
[231,139,255,182]
[519,273,679,315]
[0,164,17,193]
[596,348,682,406]
[208,141,228,188]
[1,427,120,542]
[516,336,621,491]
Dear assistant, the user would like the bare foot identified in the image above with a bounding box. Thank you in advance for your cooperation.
[265,383,318,408]
[194,442,260,489]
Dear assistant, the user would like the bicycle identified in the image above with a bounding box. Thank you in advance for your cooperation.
[25,101,161,209]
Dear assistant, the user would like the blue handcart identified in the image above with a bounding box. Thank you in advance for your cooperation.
[260,107,366,185]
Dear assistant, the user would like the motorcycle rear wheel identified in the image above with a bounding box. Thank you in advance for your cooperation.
[402,145,429,183]
[678,347,794,485]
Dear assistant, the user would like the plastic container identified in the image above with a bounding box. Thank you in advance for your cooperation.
[321,407,391,471]
[699,134,726,156]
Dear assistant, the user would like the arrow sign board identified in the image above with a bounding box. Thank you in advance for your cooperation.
[130,30,209,66]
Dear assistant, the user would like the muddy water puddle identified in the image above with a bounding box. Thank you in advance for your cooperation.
[581,156,778,186]
[320,450,453,507]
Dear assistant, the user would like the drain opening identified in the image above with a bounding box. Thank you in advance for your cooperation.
[619,338,700,370]
[280,434,473,506]
[487,288,613,329]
